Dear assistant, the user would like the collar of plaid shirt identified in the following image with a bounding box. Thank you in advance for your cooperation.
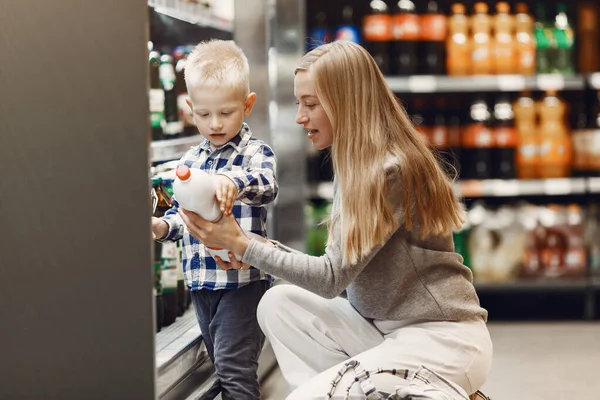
[197,123,252,154]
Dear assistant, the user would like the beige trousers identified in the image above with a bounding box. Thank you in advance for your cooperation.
[257,285,493,399]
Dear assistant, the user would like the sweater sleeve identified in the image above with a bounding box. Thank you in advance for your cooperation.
[241,160,403,298]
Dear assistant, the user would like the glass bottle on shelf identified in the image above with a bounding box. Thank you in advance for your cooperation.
[420,0,447,75]
[160,53,183,139]
[490,96,518,179]
[552,3,575,75]
[391,0,420,75]
[492,2,516,75]
[577,2,600,74]
[462,98,493,180]
[308,10,333,51]
[534,4,552,74]
[514,3,536,75]
[514,92,539,179]
[335,5,360,44]
[149,50,165,141]
[363,0,392,74]
[469,2,492,75]
[537,90,571,179]
[446,3,469,76]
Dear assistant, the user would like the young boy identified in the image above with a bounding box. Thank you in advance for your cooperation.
[151,39,278,400]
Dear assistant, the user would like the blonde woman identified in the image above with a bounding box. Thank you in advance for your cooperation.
[180,40,492,399]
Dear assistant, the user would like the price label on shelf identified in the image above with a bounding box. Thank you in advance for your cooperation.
[544,178,572,195]
[408,76,437,93]
[537,74,565,91]
[497,75,526,92]
[456,180,484,198]
[492,180,520,196]
[590,73,600,90]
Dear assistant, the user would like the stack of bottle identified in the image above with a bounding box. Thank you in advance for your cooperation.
[409,89,600,181]
[149,43,197,142]
[307,1,599,76]
[152,177,191,332]
[454,201,599,282]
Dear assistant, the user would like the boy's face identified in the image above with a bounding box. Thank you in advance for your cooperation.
[187,86,256,149]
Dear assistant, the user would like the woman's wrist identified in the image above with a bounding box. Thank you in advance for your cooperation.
[232,234,251,258]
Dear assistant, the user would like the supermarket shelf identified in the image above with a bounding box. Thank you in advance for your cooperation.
[148,0,233,32]
[385,74,585,93]
[151,135,202,162]
[587,177,600,193]
[455,178,587,198]
[588,73,600,90]
[309,178,588,200]
[474,277,589,293]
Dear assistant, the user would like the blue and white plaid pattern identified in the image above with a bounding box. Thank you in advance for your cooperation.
[160,123,278,291]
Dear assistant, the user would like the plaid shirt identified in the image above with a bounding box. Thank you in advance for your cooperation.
[159,123,278,290]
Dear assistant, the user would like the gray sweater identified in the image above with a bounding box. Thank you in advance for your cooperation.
[242,157,488,323]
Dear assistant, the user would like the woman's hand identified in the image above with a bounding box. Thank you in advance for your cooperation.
[179,208,251,260]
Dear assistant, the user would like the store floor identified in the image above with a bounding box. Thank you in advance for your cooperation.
[260,322,600,400]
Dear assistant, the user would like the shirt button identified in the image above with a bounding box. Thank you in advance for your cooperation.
[207,160,213,166]
[194,253,199,258]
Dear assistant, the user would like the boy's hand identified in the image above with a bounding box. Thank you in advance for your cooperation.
[214,175,238,216]
[152,217,168,240]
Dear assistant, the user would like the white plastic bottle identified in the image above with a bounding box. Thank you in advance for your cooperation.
[172,165,222,222]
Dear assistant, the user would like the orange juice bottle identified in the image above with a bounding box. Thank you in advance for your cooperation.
[513,92,539,179]
[492,2,516,74]
[514,3,536,75]
[469,2,492,75]
[447,3,470,76]
[537,90,572,178]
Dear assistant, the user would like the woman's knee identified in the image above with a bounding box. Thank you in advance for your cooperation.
[257,284,302,329]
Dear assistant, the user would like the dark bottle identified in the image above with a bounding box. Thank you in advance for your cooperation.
[335,5,360,44]
[447,103,463,178]
[308,11,333,51]
[577,3,600,74]
[588,91,600,176]
[160,54,182,139]
[391,0,420,75]
[552,3,575,75]
[173,47,196,137]
[490,97,518,179]
[362,0,392,74]
[570,100,589,177]
[462,99,493,180]
[419,1,447,75]
[149,51,164,141]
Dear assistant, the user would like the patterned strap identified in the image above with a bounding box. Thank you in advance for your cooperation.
[326,360,410,400]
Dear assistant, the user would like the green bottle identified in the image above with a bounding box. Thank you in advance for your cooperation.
[534,5,551,74]
[552,3,575,75]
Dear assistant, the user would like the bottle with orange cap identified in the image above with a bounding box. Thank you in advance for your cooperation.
[447,3,470,76]
[492,2,516,74]
[514,91,539,179]
[514,3,536,75]
[173,165,222,222]
[537,90,572,179]
[469,2,492,75]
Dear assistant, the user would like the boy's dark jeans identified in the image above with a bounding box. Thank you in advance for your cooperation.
[190,280,271,400]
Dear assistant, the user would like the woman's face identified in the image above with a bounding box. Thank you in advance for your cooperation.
[294,70,333,150]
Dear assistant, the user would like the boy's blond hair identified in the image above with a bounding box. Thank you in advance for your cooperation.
[185,39,250,100]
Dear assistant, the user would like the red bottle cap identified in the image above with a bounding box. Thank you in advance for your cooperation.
[176,165,191,181]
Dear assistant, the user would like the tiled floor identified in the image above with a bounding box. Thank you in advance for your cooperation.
[261,322,600,400]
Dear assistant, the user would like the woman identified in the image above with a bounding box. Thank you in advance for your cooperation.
[180,40,492,399]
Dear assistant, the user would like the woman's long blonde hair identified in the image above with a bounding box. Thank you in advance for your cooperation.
[297,41,465,265]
